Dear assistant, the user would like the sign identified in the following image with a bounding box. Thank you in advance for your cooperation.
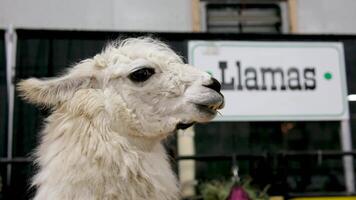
[188,41,349,121]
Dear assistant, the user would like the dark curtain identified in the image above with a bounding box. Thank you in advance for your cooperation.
[194,121,343,195]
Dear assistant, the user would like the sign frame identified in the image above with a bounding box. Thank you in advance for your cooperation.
[188,41,349,121]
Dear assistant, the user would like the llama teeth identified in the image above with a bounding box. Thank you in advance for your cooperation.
[207,105,219,111]
[211,105,216,110]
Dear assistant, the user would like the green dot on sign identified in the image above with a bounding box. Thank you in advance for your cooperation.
[324,72,332,80]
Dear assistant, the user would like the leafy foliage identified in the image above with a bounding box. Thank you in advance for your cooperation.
[200,177,269,200]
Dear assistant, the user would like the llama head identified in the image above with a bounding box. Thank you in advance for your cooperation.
[17,38,224,138]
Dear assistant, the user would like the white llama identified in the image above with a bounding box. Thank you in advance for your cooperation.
[17,37,224,200]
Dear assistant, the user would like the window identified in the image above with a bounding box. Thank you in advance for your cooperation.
[201,1,288,33]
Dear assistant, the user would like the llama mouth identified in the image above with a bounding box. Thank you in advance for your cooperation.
[196,104,219,115]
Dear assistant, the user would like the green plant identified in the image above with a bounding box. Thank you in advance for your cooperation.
[199,177,270,200]
[200,180,233,200]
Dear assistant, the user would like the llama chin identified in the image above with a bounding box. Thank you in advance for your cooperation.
[17,37,224,200]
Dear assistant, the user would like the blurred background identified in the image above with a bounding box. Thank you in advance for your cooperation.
[1,0,356,199]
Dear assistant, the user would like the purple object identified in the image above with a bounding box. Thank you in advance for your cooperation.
[227,186,250,200]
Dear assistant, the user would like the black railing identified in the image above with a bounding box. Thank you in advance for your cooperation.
[1,150,356,199]
[177,150,356,199]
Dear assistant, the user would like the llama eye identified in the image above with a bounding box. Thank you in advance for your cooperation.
[129,67,155,82]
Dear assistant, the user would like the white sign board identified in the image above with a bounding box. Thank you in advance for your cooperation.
[188,41,349,121]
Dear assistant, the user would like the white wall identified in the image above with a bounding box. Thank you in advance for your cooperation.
[2,0,356,34]
[0,0,192,32]
[297,0,356,34]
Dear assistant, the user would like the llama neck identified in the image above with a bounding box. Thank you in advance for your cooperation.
[34,110,179,200]
[124,135,162,152]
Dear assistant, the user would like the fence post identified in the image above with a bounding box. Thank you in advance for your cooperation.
[5,25,17,186]
[340,119,355,193]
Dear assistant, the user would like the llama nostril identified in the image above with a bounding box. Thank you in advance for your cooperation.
[204,78,221,92]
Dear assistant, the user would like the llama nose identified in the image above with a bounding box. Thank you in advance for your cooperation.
[204,78,221,92]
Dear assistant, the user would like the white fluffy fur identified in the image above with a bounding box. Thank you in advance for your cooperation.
[17,37,224,200]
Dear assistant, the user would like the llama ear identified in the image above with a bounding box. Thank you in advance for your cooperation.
[17,75,95,107]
